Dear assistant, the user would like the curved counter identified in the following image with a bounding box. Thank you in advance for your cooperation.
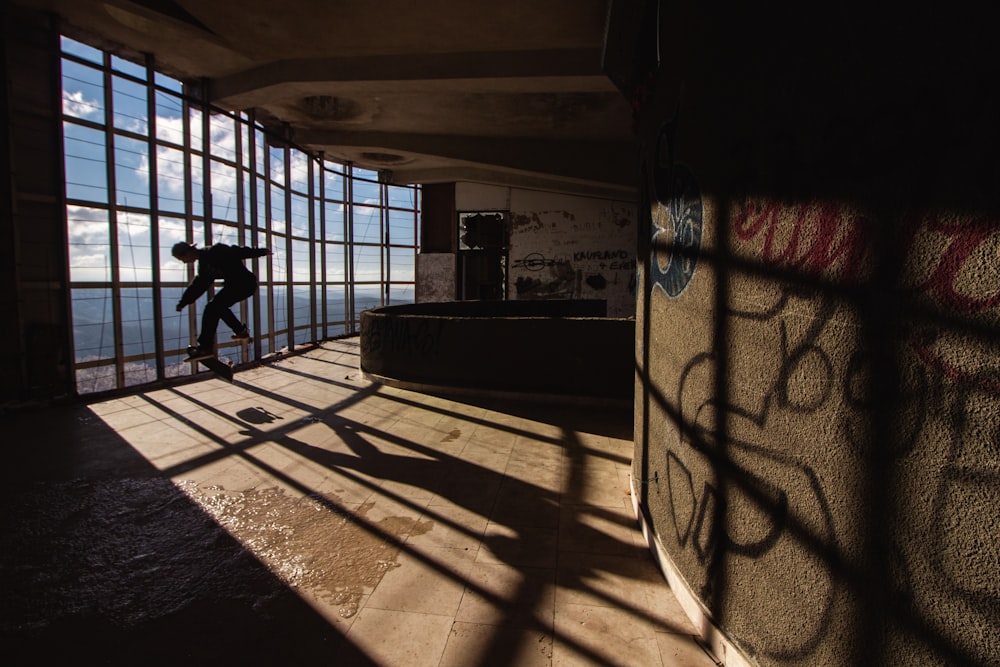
[359,300,634,403]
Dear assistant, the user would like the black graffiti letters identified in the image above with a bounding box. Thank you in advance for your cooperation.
[573,249,629,261]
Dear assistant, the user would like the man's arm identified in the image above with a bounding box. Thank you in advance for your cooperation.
[233,246,271,260]
[176,274,211,311]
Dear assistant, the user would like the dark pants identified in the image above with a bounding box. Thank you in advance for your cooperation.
[198,280,255,350]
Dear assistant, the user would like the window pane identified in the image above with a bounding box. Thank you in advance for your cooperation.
[209,113,236,162]
[112,75,148,134]
[386,185,417,209]
[159,217,190,283]
[270,184,287,233]
[388,248,415,282]
[324,168,344,199]
[155,90,184,145]
[61,36,103,64]
[353,284,382,318]
[290,193,310,236]
[111,55,146,80]
[271,284,288,340]
[388,283,414,306]
[325,243,346,281]
[352,205,381,244]
[71,287,114,362]
[67,206,110,281]
[188,105,203,148]
[388,208,416,245]
[290,150,310,192]
[189,156,204,214]
[62,60,105,122]
[119,287,156,358]
[211,223,240,247]
[291,239,311,282]
[155,72,183,93]
[269,146,285,183]
[352,176,380,204]
[293,285,312,342]
[324,201,345,241]
[64,122,108,203]
[325,287,348,328]
[76,363,118,395]
[157,145,187,213]
[353,244,382,283]
[160,287,191,353]
[210,159,238,222]
[115,135,150,208]
[117,211,152,282]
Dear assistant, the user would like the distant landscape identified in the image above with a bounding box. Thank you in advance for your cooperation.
[71,284,409,393]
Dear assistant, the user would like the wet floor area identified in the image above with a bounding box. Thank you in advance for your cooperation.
[1,337,718,666]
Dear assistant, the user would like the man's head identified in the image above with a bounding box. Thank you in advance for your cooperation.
[172,241,198,263]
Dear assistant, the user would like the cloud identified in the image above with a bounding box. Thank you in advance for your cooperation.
[62,90,101,121]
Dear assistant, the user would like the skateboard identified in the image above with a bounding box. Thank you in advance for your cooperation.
[185,347,234,382]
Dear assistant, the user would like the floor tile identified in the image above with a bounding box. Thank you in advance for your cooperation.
[365,545,476,616]
[555,551,698,634]
[655,632,720,666]
[552,603,664,666]
[478,522,559,569]
[440,622,554,667]
[560,469,633,508]
[557,502,643,556]
[455,561,556,628]
[490,479,561,529]
[345,607,453,666]
[406,501,490,551]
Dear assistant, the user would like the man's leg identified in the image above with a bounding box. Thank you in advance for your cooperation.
[198,284,254,350]
[196,301,224,352]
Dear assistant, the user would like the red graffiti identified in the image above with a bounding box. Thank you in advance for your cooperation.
[735,199,1000,314]
[900,213,1000,313]
[911,333,1000,394]
[733,199,871,284]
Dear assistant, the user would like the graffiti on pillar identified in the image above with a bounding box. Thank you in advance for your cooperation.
[650,197,1000,662]
[650,163,703,298]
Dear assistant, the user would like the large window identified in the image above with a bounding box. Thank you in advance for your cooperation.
[60,36,420,394]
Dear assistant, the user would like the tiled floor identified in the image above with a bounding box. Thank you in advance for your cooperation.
[1,337,719,666]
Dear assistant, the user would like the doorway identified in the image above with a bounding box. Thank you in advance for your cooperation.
[457,211,508,300]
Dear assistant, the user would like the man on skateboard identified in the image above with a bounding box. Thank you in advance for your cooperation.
[172,241,271,362]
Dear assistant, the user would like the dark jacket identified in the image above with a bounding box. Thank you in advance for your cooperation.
[178,244,268,307]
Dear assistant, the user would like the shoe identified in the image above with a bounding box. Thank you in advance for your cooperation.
[232,325,251,341]
[184,345,215,362]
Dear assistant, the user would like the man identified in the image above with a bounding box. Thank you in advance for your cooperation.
[172,241,271,361]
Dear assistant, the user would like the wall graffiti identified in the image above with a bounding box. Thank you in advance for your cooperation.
[645,179,1000,662]
[732,199,871,284]
[510,250,636,299]
[733,198,1000,312]
[505,198,637,316]
[359,316,443,359]
[510,253,558,271]
[650,163,703,298]
[666,296,842,660]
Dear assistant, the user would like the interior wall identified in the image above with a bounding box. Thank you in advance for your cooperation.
[1,7,72,406]
[455,183,638,317]
[631,5,999,667]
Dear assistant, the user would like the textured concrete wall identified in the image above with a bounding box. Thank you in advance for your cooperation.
[1,7,72,404]
[415,253,455,302]
[630,5,999,667]
[455,183,638,317]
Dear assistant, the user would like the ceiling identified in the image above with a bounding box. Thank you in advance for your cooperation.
[14,0,638,199]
